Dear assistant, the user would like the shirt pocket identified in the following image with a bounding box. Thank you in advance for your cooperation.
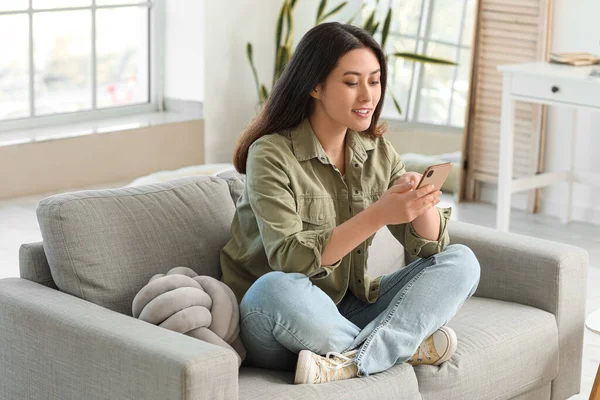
[297,197,337,231]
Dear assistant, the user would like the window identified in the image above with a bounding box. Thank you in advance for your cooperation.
[0,0,159,130]
[365,0,476,128]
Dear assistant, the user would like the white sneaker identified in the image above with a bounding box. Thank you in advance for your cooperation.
[407,326,457,366]
[294,349,359,384]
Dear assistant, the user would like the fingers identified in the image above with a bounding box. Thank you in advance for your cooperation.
[388,180,414,193]
[409,184,437,200]
[413,193,441,217]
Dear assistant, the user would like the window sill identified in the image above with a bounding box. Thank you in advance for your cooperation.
[0,110,203,147]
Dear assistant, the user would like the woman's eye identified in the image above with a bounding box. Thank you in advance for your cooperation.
[345,82,358,87]
[370,80,380,85]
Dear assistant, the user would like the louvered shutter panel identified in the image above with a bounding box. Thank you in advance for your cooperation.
[461,0,552,206]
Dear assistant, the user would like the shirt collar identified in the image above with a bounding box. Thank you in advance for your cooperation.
[289,118,377,163]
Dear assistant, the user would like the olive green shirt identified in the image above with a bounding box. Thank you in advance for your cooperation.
[220,119,451,305]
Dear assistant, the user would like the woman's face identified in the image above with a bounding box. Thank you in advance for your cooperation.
[312,47,382,132]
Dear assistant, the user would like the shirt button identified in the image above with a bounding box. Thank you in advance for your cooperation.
[354,163,359,168]
[357,249,362,254]
[320,156,325,161]
[357,279,362,284]
[354,190,359,194]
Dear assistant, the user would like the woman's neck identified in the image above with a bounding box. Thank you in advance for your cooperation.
[308,109,347,157]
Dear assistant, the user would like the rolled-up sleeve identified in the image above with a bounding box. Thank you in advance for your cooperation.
[246,139,340,278]
[382,140,451,258]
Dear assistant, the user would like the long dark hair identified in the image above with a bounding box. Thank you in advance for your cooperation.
[233,22,387,173]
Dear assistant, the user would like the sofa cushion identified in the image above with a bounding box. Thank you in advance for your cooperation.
[367,225,407,276]
[37,176,235,315]
[238,363,421,400]
[19,242,57,289]
[216,169,245,206]
[416,297,559,400]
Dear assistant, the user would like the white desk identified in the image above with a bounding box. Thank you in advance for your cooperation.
[496,62,600,232]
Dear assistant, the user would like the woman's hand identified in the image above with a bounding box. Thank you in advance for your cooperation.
[393,171,423,189]
[372,180,441,226]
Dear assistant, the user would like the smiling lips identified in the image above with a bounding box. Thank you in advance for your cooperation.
[352,108,372,118]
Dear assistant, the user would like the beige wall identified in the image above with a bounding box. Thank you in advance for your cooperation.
[0,120,204,200]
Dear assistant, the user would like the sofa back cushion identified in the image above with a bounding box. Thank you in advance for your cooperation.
[37,176,235,315]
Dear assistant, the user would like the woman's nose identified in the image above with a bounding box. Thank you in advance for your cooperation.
[359,85,372,103]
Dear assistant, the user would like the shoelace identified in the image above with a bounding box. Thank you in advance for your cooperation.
[314,350,358,383]
[413,340,432,362]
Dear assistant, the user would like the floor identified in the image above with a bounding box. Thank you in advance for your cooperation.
[0,183,598,399]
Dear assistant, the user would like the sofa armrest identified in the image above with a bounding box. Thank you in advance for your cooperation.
[0,278,238,400]
[449,221,588,400]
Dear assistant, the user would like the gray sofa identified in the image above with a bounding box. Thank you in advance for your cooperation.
[0,173,589,400]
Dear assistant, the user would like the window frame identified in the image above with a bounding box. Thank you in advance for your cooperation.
[0,0,164,133]
[381,0,472,129]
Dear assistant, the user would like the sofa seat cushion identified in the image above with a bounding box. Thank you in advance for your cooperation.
[37,176,235,315]
[238,363,421,400]
[416,297,559,400]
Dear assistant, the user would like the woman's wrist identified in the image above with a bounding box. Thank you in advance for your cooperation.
[366,201,388,229]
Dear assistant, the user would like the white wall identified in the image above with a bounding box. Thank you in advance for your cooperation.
[541,0,600,224]
[203,0,358,163]
[164,0,205,102]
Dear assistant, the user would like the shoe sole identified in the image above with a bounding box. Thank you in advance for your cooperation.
[294,350,314,384]
[433,326,458,366]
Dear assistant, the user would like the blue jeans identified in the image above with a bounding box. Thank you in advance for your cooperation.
[239,244,480,376]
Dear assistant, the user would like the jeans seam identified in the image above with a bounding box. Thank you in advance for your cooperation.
[344,257,435,320]
[355,268,427,368]
[379,256,435,300]
[241,310,316,354]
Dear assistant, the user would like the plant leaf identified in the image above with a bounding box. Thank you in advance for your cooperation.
[370,21,380,36]
[321,2,347,22]
[274,46,283,87]
[274,45,292,84]
[289,0,298,10]
[346,3,366,24]
[246,43,262,102]
[280,45,291,77]
[275,1,286,51]
[380,8,392,49]
[260,84,269,104]
[363,9,375,33]
[392,52,458,65]
[285,1,294,48]
[316,0,327,24]
[388,89,403,115]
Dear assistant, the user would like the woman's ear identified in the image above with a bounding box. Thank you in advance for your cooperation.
[310,84,322,100]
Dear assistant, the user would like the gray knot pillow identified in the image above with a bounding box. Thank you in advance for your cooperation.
[132,266,246,366]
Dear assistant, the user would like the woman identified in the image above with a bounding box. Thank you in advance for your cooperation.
[220,22,480,384]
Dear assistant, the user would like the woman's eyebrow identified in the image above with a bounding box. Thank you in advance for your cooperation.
[343,69,381,76]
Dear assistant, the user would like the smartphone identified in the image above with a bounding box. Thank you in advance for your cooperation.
[416,162,453,191]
